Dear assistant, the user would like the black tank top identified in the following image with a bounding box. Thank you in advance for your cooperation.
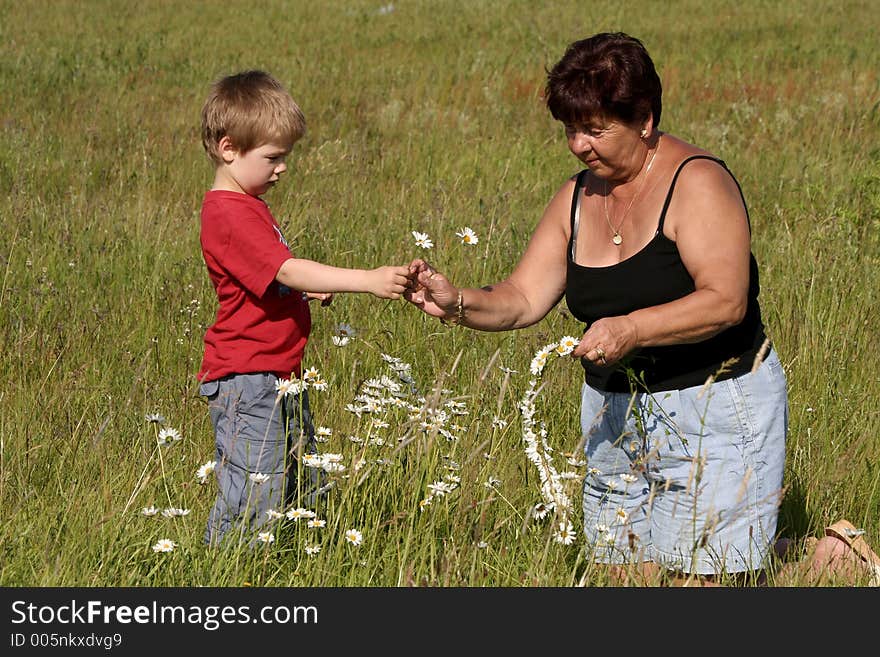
[565,155,767,392]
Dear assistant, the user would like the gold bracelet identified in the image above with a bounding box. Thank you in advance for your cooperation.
[440,290,465,326]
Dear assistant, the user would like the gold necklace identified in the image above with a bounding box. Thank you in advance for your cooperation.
[603,138,661,246]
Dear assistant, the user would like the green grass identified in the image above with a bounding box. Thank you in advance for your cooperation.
[1,0,878,586]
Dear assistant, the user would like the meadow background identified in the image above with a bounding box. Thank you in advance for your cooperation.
[1,0,878,587]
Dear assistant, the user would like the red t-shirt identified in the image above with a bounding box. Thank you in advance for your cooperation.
[198,190,311,382]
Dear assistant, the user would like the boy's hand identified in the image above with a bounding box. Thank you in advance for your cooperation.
[368,266,412,299]
[305,291,334,306]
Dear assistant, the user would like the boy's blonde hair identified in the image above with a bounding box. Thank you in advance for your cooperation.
[201,70,306,165]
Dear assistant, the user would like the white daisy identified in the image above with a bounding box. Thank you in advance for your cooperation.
[196,460,216,485]
[412,230,433,249]
[555,521,577,545]
[249,472,271,485]
[491,417,508,430]
[152,538,176,553]
[145,413,166,424]
[455,227,479,245]
[275,378,304,397]
[256,531,275,544]
[307,518,326,529]
[615,507,629,524]
[302,367,320,382]
[555,336,579,356]
[161,507,190,518]
[157,427,182,446]
[266,509,284,521]
[345,529,363,546]
[316,426,333,438]
[533,502,551,520]
[484,476,502,488]
[331,335,351,347]
[285,508,310,521]
[309,378,328,391]
[141,506,159,517]
[620,473,638,484]
[304,544,321,556]
[477,541,489,549]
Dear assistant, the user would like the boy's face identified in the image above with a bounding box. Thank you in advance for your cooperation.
[216,140,291,197]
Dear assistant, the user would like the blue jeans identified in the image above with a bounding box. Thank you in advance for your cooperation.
[580,349,788,575]
[199,373,323,546]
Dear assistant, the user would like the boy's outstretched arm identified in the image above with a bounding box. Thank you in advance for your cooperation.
[276,258,412,300]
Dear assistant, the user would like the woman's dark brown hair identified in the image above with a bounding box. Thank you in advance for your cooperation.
[545,32,662,128]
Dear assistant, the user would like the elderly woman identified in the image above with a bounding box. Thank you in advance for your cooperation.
[406,32,878,585]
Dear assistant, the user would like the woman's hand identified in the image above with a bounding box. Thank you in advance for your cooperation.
[572,315,639,366]
[404,259,460,319]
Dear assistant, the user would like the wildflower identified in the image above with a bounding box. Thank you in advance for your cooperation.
[303,367,320,382]
[477,541,489,549]
[371,418,390,429]
[316,426,333,441]
[307,518,326,529]
[152,539,176,553]
[533,502,551,520]
[249,473,271,485]
[484,476,502,488]
[157,427,182,446]
[161,507,190,518]
[555,336,578,356]
[345,529,363,546]
[566,456,587,467]
[419,497,433,511]
[427,480,457,496]
[145,413,166,424]
[615,508,629,524]
[620,473,638,484]
[256,531,275,544]
[266,510,284,521]
[334,323,357,338]
[347,435,363,444]
[498,366,518,375]
[412,230,433,249]
[332,335,350,347]
[309,377,328,391]
[529,349,550,376]
[491,417,508,430]
[286,508,313,521]
[455,227,479,245]
[305,545,321,556]
[555,521,577,545]
[196,460,216,485]
[142,506,159,517]
[275,378,304,397]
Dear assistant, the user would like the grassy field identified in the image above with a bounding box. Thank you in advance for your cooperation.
[1,0,878,587]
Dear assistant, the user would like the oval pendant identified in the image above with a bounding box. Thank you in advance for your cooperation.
[612,233,623,245]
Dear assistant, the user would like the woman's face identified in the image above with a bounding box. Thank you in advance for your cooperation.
[563,117,645,182]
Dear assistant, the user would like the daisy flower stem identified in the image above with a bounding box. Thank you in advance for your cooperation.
[155,440,174,509]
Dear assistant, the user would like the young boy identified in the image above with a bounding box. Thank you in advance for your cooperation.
[198,70,411,546]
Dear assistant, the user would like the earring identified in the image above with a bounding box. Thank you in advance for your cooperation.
[640,129,648,139]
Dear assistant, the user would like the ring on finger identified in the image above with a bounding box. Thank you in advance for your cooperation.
[595,346,607,365]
